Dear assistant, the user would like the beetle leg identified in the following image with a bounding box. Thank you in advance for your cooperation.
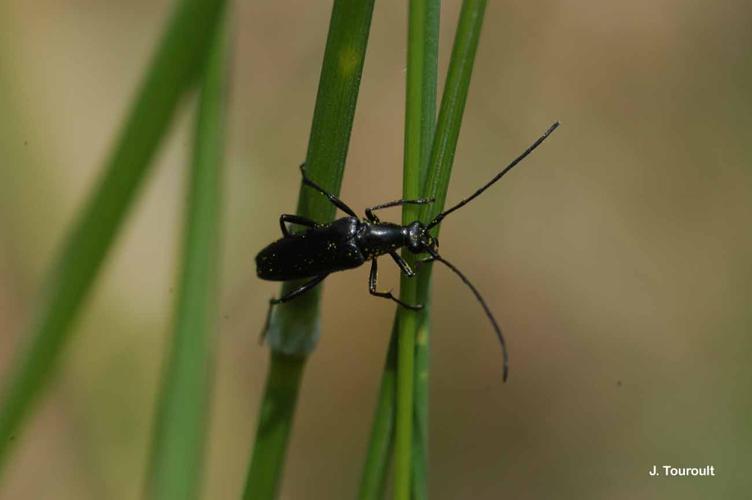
[299,163,358,218]
[271,275,328,305]
[365,197,435,222]
[368,259,422,310]
[279,214,317,236]
[260,275,328,344]
[388,250,416,277]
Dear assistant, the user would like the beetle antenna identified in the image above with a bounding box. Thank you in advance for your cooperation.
[429,251,509,381]
[427,121,559,231]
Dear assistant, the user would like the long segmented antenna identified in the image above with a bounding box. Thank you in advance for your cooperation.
[427,121,560,230]
[428,250,509,381]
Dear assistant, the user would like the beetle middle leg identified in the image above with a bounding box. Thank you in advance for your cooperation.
[299,163,358,218]
[368,259,422,310]
[279,214,317,237]
[365,198,434,222]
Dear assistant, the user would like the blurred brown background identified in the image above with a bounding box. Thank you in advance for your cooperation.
[1,1,751,499]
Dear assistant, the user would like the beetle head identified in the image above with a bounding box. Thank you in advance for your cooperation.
[406,221,438,254]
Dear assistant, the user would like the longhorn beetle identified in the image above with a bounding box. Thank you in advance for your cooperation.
[256,122,559,380]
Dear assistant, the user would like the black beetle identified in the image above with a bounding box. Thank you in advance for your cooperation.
[257,122,559,380]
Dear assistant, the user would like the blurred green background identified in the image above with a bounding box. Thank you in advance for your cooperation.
[1,1,751,499]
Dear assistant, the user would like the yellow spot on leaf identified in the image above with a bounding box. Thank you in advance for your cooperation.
[339,46,358,75]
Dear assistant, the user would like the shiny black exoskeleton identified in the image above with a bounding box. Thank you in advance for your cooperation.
[256,165,437,310]
[257,122,559,381]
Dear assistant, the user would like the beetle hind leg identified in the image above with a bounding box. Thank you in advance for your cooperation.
[279,214,317,236]
[298,163,358,218]
[259,274,328,344]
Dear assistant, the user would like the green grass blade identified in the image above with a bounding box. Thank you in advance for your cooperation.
[145,8,229,500]
[394,1,442,499]
[411,1,490,498]
[0,0,227,475]
[403,0,440,212]
[242,353,306,500]
[409,2,488,497]
[358,2,439,499]
[358,319,399,500]
[243,1,376,498]
[359,1,487,498]
[419,0,488,226]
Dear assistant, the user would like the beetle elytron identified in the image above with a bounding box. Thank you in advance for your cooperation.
[256,122,559,380]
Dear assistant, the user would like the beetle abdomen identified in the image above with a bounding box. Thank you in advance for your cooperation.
[256,217,366,281]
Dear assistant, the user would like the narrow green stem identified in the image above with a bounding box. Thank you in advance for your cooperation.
[412,3,488,492]
[358,321,398,500]
[362,1,487,498]
[243,1,376,498]
[419,0,488,226]
[359,1,438,498]
[394,311,417,500]
[406,2,439,498]
[0,0,226,475]
[146,8,229,500]
[410,4,488,493]
[394,2,440,499]
[242,353,306,500]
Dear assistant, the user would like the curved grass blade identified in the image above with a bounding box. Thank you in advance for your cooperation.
[145,7,230,500]
[0,0,227,475]
[242,1,376,499]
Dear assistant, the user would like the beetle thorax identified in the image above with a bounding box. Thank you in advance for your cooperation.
[356,221,411,259]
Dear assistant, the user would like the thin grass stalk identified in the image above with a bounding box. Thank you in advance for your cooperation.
[410,5,490,492]
[394,1,441,498]
[419,0,487,227]
[408,3,489,491]
[359,1,438,498]
[405,2,439,498]
[0,0,227,475]
[145,8,229,500]
[242,1,376,498]
[358,319,398,500]
[412,0,486,494]
[361,1,487,498]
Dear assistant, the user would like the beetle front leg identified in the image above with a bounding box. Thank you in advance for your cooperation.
[368,259,422,310]
[365,197,435,222]
[417,255,435,264]
[389,250,416,277]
